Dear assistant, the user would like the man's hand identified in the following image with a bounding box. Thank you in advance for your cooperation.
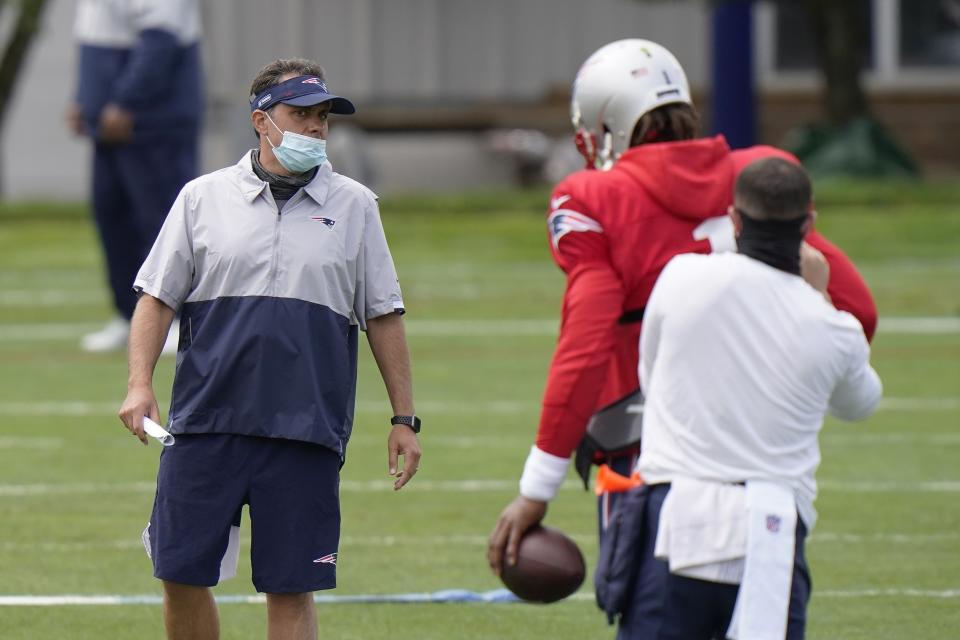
[487,495,548,575]
[800,241,831,298]
[388,425,421,490]
[66,103,85,136]
[98,103,134,144]
[118,384,160,446]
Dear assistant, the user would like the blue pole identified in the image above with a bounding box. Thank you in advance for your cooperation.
[710,1,756,148]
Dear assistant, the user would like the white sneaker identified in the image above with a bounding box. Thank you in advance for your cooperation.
[161,319,181,356]
[81,316,131,353]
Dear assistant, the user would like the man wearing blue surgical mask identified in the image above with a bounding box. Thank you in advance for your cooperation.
[118,58,422,640]
[261,106,330,174]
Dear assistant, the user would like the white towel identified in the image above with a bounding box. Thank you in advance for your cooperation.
[218,525,241,582]
[727,480,797,640]
[654,477,747,584]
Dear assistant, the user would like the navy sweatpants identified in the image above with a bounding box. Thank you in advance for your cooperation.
[91,135,197,318]
[614,484,811,640]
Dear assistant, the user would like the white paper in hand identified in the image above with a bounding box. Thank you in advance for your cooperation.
[142,417,175,447]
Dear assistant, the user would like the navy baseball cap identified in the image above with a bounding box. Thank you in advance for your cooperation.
[250,75,356,114]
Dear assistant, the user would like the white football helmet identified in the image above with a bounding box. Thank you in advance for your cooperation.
[571,39,692,170]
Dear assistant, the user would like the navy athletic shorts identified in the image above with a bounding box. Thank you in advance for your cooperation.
[616,483,811,640]
[143,434,341,594]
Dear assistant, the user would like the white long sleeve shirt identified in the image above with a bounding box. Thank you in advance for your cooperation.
[638,252,882,529]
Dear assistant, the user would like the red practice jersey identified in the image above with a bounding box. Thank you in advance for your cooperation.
[536,136,877,459]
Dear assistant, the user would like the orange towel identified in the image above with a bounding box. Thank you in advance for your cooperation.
[595,463,643,496]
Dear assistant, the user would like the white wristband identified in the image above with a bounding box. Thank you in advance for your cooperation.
[518,445,571,502]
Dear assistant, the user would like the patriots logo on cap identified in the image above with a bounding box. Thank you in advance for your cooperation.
[302,77,328,92]
[257,93,272,108]
[313,553,337,565]
[311,216,336,228]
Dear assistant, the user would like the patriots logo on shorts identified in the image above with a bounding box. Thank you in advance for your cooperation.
[313,553,337,565]
[311,216,336,228]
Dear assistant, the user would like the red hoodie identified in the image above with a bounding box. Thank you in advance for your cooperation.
[536,136,877,459]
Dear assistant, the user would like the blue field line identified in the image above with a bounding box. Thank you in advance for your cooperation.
[1,588,959,607]
[0,589,526,607]
[313,589,523,604]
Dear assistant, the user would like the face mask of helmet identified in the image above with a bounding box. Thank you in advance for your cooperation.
[262,111,328,174]
[570,39,693,170]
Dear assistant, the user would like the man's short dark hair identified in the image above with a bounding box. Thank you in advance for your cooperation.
[734,157,812,221]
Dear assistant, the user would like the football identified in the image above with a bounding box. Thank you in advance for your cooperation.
[500,525,586,603]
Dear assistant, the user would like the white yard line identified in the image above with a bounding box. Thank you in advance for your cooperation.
[878,316,960,334]
[813,588,960,599]
[0,481,158,497]
[1,316,958,342]
[0,400,533,417]
[1,531,955,554]
[823,432,960,445]
[405,319,558,336]
[3,478,960,498]
[808,531,960,543]
[0,323,101,341]
[879,397,960,411]
[0,540,145,552]
[0,291,104,307]
[0,479,525,497]
[0,437,62,449]
[0,401,120,416]
[817,480,960,492]
[0,397,955,417]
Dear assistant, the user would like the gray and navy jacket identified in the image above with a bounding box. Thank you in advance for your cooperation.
[73,0,202,141]
[134,154,406,458]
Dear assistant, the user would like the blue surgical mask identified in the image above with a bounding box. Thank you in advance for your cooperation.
[263,111,327,174]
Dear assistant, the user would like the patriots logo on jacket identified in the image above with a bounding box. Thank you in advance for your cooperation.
[311,216,336,228]
[547,197,603,247]
[313,553,337,565]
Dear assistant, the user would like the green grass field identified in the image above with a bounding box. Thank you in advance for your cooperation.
[0,183,958,639]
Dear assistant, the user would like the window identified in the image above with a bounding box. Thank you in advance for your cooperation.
[774,0,873,71]
[758,0,960,87]
[900,0,960,67]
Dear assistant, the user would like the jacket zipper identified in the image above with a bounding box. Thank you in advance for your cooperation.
[268,203,282,296]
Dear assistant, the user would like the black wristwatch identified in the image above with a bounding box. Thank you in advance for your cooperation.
[390,415,421,433]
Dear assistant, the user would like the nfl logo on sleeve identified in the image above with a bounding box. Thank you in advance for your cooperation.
[765,515,781,533]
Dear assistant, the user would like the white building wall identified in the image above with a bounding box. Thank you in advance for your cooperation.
[4,0,88,200]
[4,0,711,199]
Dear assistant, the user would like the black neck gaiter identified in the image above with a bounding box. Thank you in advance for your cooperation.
[250,149,317,202]
[736,213,806,275]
